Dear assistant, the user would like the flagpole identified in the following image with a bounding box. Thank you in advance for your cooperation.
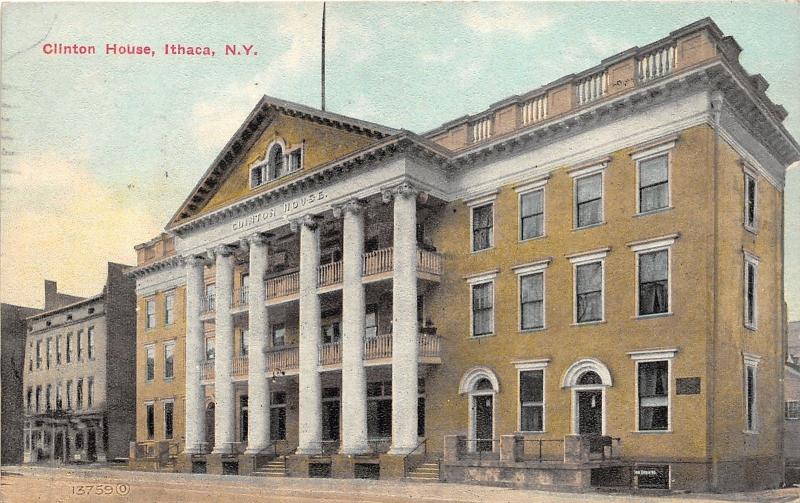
[321,2,326,111]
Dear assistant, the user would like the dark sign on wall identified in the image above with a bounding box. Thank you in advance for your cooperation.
[676,377,701,395]
[634,464,670,489]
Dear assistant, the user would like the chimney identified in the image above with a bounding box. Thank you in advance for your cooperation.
[44,280,58,311]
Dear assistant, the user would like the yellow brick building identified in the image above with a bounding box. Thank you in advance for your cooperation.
[129,19,798,491]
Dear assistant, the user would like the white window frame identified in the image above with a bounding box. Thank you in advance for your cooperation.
[569,159,609,230]
[465,189,498,253]
[163,398,175,440]
[87,326,95,360]
[512,259,551,332]
[628,234,678,318]
[465,270,499,338]
[146,298,156,329]
[742,163,758,233]
[164,292,175,326]
[786,400,800,420]
[743,353,761,433]
[743,251,759,330]
[629,348,677,433]
[515,175,549,242]
[632,140,675,216]
[164,340,175,380]
[145,344,155,383]
[145,400,155,440]
[568,248,609,325]
[287,143,304,174]
[513,359,550,433]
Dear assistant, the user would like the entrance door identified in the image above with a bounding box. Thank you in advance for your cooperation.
[205,404,215,449]
[54,432,64,462]
[87,429,97,461]
[473,395,493,451]
[322,391,340,442]
[577,390,603,435]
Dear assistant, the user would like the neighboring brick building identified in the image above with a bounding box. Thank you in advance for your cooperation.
[129,18,798,491]
[22,263,136,464]
[1,303,41,464]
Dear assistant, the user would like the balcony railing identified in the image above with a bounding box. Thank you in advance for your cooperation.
[363,247,393,276]
[318,261,342,287]
[232,355,248,376]
[232,286,248,308]
[576,69,608,106]
[522,94,548,126]
[471,116,493,143]
[318,341,342,366]
[364,334,392,359]
[266,346,299,372]
[417,249,442,275]
[202,360,214,380]
[266,272,299,299]
[637,44,676,83]
[201,294,216,314]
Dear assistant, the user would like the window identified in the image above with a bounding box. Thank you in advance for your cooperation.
[271,323,285,347]
[146,402,155,440]
[269,144,285,179]
[145,345,155,381]
[46,384,51,411]
[520,188,545,240]
[87,326,95,359]
[270,391,287,440]
[56,335,62,365]
[77,330,83,361]
[164,342,175,379]
[638,249,669,316]
[164,400,174,439]
[87,377,94,408]
[146,299,156,329]
[519,370,545,432]
[251,162,265,188]
[66,334,72,363]
[744,170,757,231]
[239,396,248,442]
[471,203,494,252]
[365,306,378,338]
[418,378,426,437]
[520,272,544,331]
[573,256,604,324]
[36,340,42,369]
[288,148,302,172]
[240,329,249,357]
[46,338,52,369]
[638,154,669,213]
[205,284,216,312]
[786,401,800,420]
[744,253,758,329]
[205,337,215,361]
[26,387,32,412]
[76,379,83,409]
[165,293,175,325]
[35,386,41,412]
[471,281,494,337]
[367,381,392,439]
[322,322,341,344]
[66,381,73,410]
[28,344,33,371]
[56,383,63,410]
[638,361,669,430]
[575,173,603,228]
[744,354,760,432]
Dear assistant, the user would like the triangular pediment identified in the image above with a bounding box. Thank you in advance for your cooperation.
[167,96,398,229]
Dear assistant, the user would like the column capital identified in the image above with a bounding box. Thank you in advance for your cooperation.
[289,214,321,232]
[381,181,427,203]
[213,244,237,258]
[332,198,365,219]
[183,255,208,268]
[246,231,273,247]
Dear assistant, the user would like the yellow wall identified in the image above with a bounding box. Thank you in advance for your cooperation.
[200,113,378,216]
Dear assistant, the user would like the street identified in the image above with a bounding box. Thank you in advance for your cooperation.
[1,467,799,503]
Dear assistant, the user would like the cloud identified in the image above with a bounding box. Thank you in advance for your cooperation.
[0,152,162,306]
[462,6,556,39]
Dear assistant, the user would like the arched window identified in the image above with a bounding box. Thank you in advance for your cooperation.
[474,378,494,391]
[269,144,285,179]
[578,371,602,385]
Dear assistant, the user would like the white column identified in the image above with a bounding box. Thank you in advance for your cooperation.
[184,255,206,453]
[388,183,419,455]
[296,215,323,455]
[246,234,270,454]
[213,245,236,454]
[338,199,369,454]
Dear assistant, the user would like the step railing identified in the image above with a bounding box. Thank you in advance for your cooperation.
[266,346,299,372]
[363,247,393,276]
[402,438,428,477]
[522,94,548,125]
[231,286,248,308]
[520,438,564,462]
[364,334,393,360]
[232,355,248,376]
[318,341,342,366]
[266,272,299,299]
[318,261,343,287]
[637,44,676,83]
[576,69,608,106]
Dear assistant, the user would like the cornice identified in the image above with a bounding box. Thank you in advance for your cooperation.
[128,255,183,279]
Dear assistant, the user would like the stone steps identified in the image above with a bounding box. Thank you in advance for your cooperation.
[406,462,440,482]
[253,459,287,478]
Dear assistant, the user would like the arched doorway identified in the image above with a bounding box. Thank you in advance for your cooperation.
[459,367,500,452]
[562,359,613,435]
[205,403,215,450]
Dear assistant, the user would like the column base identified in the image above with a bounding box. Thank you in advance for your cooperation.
[387,446,414,456]
[339,444,371,456]
[294,446,322,456]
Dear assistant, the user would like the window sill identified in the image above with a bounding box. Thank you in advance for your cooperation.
[634,312,673,320]
[571,320,606,327]
[744,225,758,236]
[145,380,154,385]
[516,430,547,435]
[520,327,546,334]
[743,430,759,435]
[519,234,547,244]
[471,246,495,255]
[470,333,496,340]
[632,429,672,434]
[744,324,758,332]
[573,222,606,232]
[164,377,174,383]
[634,206,673,218]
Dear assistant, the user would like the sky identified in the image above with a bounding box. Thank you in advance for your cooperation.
[1,2,799,318]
